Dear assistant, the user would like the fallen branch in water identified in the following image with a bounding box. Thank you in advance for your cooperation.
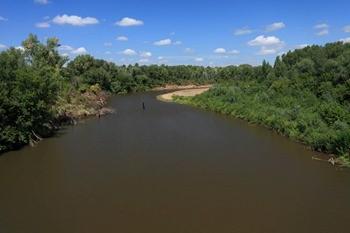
[31,130,43,141]
[312,157,337,166]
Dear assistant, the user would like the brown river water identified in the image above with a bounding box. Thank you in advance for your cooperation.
[0,91,349,233]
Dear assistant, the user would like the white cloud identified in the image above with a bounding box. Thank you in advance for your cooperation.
[0,44,7,49]
[154,39,171,46]
[248,36,285,55]
[340,37,350,43]
[104,51,112,55]
[173,41,182,45]
[158,56,164,60]
[104,42,112,46]
[248,35,285,46]
[140,51,152,57]
[343,25,350,33]
[35,22,51,28]
[184,48,195,53]
[121,49,137,55]
[115,17,144,27]
[195,58,204,62]
[266,22,285,31]
[34,0,49,4]
[314,24,329,36]
[15,46,25,51]
[0,16,8,21]
[170,32,175,36]
[258,48,277,55]
[71,47,87,54]
[61,53,69,57]
[58,45,73,51]
[214,48,227,53]
[229,50,240,54]
[234,27,253,35]
[52,14,99,26]
[297,44,308,49]
[117,36,128,41]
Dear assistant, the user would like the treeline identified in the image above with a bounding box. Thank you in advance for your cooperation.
[175,42,350,164]
[0,34,217,153]
[2,34,350,162]
[65,56,216,93]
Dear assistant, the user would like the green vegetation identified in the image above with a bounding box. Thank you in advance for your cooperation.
[1,34,349,166]
[174,42,350,165]
[0,35,216,153]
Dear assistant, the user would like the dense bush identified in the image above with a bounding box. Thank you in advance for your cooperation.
[180,42,350,161]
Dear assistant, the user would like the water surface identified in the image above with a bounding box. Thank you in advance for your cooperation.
[0,91,349,233]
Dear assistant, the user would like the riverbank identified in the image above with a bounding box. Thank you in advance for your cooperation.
[55,90,115,122]
[156,86,212,102]
[165,85,349,168]
[152,84,212,91]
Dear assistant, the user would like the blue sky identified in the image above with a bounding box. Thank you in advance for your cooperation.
[1,0,350,66]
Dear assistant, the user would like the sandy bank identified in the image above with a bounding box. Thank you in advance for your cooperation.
[152,84,212,91]
[158,87,211,101]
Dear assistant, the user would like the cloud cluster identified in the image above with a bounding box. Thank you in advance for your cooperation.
[58,45,86,55]
[248,35,285,55]
[119,49,153,57]
[104,42,112,46]
[115,17,144,27]
[52,14,99,26]
[0,16,7,21]
[154,39,171,46]
[314,24,329,36]
[0,44,7,49]
[248,35,285,46]
[235,22,285,35]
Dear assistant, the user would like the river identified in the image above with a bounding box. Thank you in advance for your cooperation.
[0,91,349,233]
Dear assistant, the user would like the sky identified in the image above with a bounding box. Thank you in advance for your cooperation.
[0,0,350,66]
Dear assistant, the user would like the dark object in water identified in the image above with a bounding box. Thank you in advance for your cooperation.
[142,102,145,109]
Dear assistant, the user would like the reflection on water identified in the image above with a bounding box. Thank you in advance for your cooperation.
[0,91,349,233]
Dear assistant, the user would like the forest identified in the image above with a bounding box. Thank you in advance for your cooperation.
[0,34,349,164]
[174,42,350,165]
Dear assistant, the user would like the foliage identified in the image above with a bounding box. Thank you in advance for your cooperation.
[1,34,350,162]
[0,35,66,152]
[181,42,350,160]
